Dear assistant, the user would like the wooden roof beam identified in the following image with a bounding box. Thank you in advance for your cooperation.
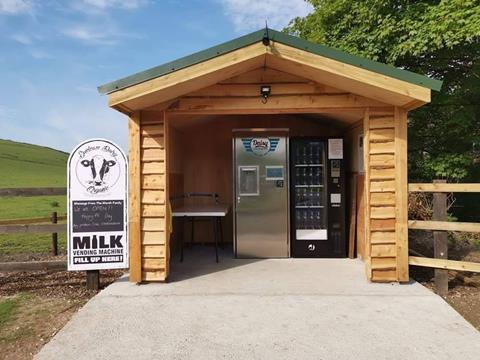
[161,94,390,115]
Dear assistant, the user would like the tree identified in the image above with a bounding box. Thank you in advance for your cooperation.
[286,0,480,181]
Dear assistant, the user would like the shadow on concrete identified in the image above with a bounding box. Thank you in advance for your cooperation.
[168,244,262,282]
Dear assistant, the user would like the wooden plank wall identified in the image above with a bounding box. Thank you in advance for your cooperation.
[364,107,408,282]
[343,123,365,259]
[137,111,169,282]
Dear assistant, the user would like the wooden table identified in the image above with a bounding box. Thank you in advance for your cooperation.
[172,204,229,263]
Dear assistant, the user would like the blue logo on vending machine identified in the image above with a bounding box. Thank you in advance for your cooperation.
[242,138,279,156]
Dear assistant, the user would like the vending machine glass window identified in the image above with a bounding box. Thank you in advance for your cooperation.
[290,138,346,258]
[292,141,327,241]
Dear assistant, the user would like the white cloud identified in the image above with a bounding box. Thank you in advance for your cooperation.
[81,0,148,10]
[30,49,52,59]
[0,0,32,15]
[11,33,32,44]
[62,22,141,45]
[71,0,149,14]
[63,25,117,45]
[219,0,312,32]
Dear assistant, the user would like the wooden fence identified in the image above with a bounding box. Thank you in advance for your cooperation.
[408,181,480,296]
[0,187,67,272]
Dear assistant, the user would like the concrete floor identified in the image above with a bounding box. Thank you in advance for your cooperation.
[36,247,480,360]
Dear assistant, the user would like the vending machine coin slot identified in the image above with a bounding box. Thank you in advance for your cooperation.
[331,160,341,178]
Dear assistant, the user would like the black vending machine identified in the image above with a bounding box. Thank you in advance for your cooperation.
[290,138,346,258]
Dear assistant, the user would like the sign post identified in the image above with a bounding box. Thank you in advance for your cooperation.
[67,139,128,290]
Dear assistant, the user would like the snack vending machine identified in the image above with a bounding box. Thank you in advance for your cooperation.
[290,138,346,257]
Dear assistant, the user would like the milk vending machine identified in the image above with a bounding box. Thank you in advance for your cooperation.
[234,132,290,258]
[289,138,346,257]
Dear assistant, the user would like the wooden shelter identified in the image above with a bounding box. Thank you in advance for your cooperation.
[98,28,442,283]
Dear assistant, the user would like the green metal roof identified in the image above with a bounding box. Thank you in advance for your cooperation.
[97,28,442,95]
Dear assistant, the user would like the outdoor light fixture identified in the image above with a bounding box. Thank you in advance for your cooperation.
[260,85,271,104]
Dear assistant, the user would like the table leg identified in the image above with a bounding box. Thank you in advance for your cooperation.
[190,217,195,248]
[213,217,219,263]
[180,217,185,262]
[217,217,224,249]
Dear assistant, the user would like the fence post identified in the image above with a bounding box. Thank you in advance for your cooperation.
[433,179,448,297]
[51,211,58,256]
[86,270,100,290]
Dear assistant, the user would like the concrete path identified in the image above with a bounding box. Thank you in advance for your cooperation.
[36,249,480,360]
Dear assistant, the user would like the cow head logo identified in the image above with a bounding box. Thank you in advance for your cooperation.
[81,156,116,186]
[75,150,120,195]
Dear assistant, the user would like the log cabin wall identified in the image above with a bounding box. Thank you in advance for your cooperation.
[363,108,408,282]
[127,68,411,283]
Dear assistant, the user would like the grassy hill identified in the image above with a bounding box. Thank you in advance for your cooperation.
[0,139,68,223]
[0,139,68,188]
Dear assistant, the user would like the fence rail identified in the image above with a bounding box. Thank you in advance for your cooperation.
[0,223,66,234]
[0,187,67,196]
[0,215,66,225]
[409,183,480,193]
[408,220,480,233]
[409,256,480,273]
[0,260,67,272]
[408,181,480,296]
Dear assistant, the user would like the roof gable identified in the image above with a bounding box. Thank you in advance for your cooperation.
[98,28,442,96]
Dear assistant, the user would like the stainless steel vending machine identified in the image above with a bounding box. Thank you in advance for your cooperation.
[233,131,289,258]
[290,138,346,258]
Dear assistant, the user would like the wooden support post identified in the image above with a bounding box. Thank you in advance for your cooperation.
[433,179,448,297]
[51,211,58,256]
[86,270,100,290]
[395,107,409,282]
[128,111,142,283]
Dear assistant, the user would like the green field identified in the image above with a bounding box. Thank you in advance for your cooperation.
[0,139,68,255]
[0,139,68,188]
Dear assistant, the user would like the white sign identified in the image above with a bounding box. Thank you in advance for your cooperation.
[67,139,128,271]
[328,138,343,159]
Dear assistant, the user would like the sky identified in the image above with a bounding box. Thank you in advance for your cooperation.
[0,0,312,153]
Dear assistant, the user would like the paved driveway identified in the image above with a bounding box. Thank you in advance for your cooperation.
[36,250,480,359]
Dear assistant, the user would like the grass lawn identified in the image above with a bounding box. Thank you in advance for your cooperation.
[0,195,66,220]
[0,297,19,327]
[0,233,67,256]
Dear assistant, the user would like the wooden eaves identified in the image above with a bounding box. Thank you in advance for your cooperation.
[97,28,442,114]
